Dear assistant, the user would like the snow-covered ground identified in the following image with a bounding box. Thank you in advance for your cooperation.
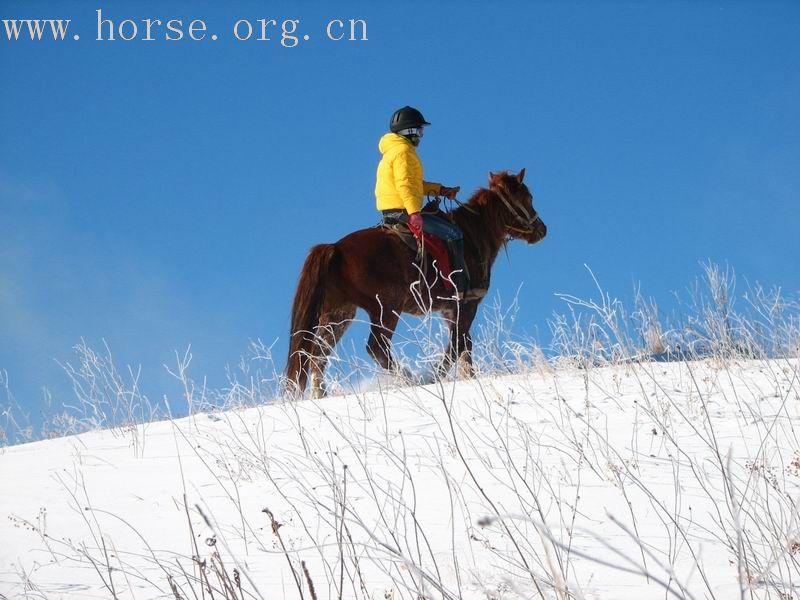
[1,359,798,599]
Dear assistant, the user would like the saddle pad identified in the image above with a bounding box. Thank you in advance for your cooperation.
[379,222,418,254]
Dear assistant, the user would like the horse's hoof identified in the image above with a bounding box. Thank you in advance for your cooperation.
[397,367,416,383]
[311,382,327,399]
[283,378,304,400]
[392,367,424,386]
[308,368,331,399]
[416,371,438,385]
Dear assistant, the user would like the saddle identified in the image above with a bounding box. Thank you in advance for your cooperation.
[380,220,419,254]
[378,200,447,254]
[378,204,455,291]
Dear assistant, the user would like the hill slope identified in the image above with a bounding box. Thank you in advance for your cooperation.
[2,360,798,599]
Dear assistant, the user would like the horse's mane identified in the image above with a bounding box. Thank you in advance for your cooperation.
[446,174,522,269]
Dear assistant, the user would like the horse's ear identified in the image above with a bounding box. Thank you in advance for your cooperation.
[488,171,495,182]
[517,168,526,183]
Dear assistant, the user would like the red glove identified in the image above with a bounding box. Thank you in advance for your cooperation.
[407,212,424,239]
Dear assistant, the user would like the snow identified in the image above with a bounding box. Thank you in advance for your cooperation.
[1,359,798,599]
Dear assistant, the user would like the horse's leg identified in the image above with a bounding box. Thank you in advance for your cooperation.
[457,329,476,379]
[437,302,479,379]
[310,306,356,399]
[366,307,402,374]
[435,308,459,378]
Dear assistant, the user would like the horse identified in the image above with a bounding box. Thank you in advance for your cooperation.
[285,169,547,397]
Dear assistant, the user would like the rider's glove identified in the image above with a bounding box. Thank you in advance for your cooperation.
[439,185,460,200]
[407,212,424,239]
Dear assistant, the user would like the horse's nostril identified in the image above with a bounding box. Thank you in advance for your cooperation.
[529,222,547,244]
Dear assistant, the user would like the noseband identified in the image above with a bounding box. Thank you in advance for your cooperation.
[492,185,542,235]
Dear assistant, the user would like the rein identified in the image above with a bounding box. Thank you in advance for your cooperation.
[429,194,480,216]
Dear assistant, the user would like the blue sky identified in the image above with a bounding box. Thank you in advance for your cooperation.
[1,1,798,426]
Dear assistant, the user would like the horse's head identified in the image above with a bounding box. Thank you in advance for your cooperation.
[487,169,547,244]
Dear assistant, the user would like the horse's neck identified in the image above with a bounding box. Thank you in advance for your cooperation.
[453,201,507,271]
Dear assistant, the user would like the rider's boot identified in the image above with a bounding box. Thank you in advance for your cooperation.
[447,238,470,299]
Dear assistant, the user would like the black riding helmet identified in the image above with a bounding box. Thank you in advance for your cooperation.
[389,106,431,133]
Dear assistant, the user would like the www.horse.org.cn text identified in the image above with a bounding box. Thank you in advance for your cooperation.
[1,9,369,47]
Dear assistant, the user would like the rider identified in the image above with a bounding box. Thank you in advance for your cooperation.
[375,106,470,296]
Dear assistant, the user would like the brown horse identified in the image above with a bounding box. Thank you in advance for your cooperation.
[285,169,547,397]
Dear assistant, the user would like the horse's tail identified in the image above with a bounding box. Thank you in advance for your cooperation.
[285,243,338,393]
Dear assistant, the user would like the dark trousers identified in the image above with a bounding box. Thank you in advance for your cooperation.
[382,210,470,293]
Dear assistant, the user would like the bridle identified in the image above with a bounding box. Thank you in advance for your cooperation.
[432,183,542,237]
[492,184,542,236]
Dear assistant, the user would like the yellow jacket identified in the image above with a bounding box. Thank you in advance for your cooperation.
[375,133,441,214]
